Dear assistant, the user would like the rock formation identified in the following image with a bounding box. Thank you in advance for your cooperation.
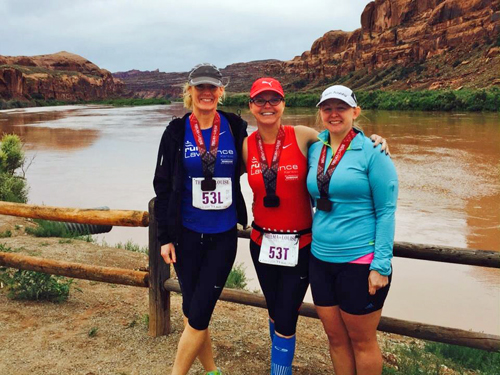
[116,0,500,97]
[114,59,282,99]
[0,51,124,101]
[279,0,500,90]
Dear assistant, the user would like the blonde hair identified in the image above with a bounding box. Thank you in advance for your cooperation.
[182,83,226,110]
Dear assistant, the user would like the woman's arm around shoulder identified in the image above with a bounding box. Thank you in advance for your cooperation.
[294,125,319,157]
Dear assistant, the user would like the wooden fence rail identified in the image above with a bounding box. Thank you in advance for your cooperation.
[0,200,499,353]
[0,251,148,287]
[239,229,500,268]
[0,201,149,227]
[163,279,500,352]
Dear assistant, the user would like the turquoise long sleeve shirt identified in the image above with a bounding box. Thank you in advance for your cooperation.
[306,129,398,276]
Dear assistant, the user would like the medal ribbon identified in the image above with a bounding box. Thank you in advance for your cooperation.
[317,128,357,197]
[189,112,221,178]
[255,126,286,196]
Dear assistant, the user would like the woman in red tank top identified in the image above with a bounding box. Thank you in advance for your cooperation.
[242,78,389,375]
[243,78,319,375]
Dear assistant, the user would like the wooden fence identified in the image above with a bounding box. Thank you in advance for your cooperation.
[0,200,499,352]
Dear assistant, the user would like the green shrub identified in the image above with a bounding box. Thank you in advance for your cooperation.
[225,263,248,290]
[0,174,28,203]
[0,134,25,174]
[221,94,249,107]
[223,89,499,111]
[1,269,73,302]
[0,134,28,203]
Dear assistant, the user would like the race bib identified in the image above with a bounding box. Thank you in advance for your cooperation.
[259,233,299,267]
[192,178,232,210]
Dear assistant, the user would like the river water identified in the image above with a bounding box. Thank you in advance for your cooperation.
[0,103,499,335]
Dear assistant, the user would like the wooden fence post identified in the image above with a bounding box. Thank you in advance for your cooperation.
[148,198,171,336]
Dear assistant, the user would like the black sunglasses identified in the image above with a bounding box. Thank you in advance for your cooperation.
[250,97,284,107]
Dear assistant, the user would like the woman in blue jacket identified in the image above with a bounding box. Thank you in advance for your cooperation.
[306,85,398,375]
[153,63,247,375]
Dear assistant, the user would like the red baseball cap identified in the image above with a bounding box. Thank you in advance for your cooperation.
[250,78,285,98]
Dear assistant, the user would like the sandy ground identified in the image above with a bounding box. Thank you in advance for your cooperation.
[0,217,437,375]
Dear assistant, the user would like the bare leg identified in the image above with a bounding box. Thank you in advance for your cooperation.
[171,322,212,375]
[316,306,356,375]
[341,309,383,375]
[181,317,217,372]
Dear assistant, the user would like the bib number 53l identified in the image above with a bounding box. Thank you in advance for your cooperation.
[192,177,232,210]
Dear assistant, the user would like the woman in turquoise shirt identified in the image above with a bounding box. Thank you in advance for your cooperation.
[306,85,398,375]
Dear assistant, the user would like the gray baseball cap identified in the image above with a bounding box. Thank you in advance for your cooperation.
[188,63,224,87]
[316,85,358,107]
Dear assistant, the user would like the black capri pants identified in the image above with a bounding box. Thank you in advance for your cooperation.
[174,225,237,331]
[250,239,310,337]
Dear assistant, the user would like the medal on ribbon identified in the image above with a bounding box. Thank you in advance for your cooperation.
[316,128,357,212]
[255,126,286,208]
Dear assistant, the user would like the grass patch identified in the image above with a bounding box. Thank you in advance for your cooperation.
[0,269,73,302]
[225,263,248,290]
[381,340,500,374]
[25,220,95,241]
[25,219,74,238]
[0,230,12,238]
[115,240,148,254]
[0,243,15,252]
[76,234,95,243]
[425,341,500,373]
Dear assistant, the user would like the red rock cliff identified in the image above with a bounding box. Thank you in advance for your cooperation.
[0,51,125,101]
[276,0,500,89]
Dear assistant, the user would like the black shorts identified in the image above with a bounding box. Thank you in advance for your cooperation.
[250,240,310,336]
[309,253,392,315]
[173,226,237,330]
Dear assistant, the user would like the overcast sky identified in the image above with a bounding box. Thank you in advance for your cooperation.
[1,0,372,73]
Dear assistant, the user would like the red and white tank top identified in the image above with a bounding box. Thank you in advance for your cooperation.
[247,125,312,247]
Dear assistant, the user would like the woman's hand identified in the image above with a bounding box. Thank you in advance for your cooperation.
[161,243,177,264]
[370,134,391,156]
[368,270,389,295]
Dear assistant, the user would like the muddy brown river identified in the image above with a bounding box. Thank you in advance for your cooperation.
[1,103,498,334]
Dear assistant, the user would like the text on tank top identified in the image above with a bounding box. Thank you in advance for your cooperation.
[247,126,312,247]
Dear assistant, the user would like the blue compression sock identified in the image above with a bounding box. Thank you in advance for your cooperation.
[269,319,275,341]
[271,334,296,375]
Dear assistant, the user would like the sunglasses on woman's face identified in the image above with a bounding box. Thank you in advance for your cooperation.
[250,97,284,107]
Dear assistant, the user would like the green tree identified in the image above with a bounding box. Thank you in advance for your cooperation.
[0,134,28,203]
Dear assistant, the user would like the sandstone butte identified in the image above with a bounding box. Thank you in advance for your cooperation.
[0,51,124,101]
[1,0,500,102]
[116,0,500,98]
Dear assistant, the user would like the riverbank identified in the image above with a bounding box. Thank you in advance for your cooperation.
[1,218,499,374]
[0,98,171,110]
[222,88,500,112]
